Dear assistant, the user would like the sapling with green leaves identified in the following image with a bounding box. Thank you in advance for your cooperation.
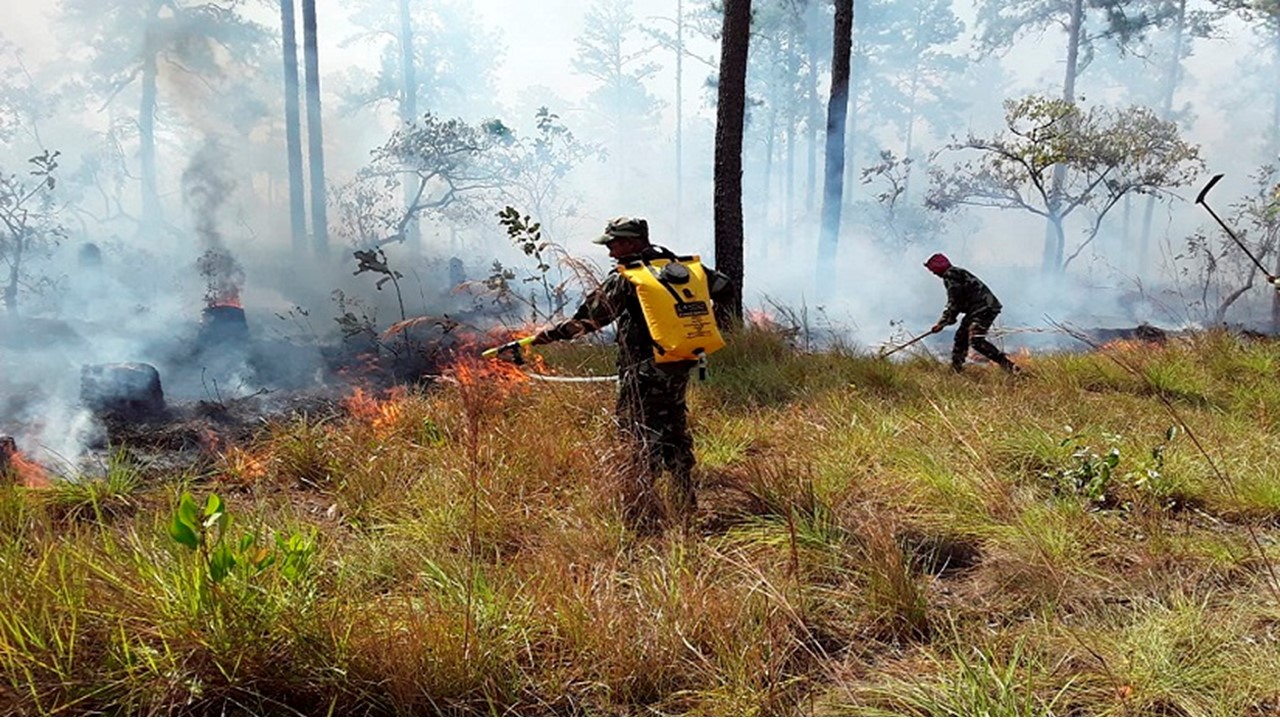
[168,491,314,589]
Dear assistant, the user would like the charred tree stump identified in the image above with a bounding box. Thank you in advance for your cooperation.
[198,305,249,348]
[0,436,14,478]
[81,363,166,420]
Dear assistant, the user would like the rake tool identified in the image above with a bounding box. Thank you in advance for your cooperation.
[1195,173,1274,279]
[879,328,938,358]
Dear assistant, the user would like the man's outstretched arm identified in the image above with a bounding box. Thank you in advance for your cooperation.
[533,273,628,345]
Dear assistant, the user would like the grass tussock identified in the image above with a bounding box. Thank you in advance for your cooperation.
[1,328,1279,713]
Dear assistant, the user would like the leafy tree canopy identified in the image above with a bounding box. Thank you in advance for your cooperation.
[927,95,1203,271]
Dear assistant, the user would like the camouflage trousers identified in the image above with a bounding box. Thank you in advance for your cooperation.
[953,310,1016,371]
[614,360,696,530]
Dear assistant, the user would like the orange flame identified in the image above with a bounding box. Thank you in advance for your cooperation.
[208,294,243,310]
[1099,338,1155,353]
[452,356,531,391]
[343,385,412,433]
[449,354,533,417]
[8,451,50,489]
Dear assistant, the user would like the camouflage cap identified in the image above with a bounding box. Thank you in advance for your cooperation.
[592,216,650,245]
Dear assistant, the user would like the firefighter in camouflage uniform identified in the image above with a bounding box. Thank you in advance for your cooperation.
[925,253,1018,373]
[531,217,732,530]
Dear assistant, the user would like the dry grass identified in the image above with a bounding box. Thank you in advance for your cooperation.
[1,326,1279,714]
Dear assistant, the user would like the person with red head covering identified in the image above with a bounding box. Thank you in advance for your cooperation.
[924,253,1018,373]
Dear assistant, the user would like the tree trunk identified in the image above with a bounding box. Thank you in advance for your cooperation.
[1121,194,1132,257]
[714,0,751,325]
[785,111,795,247]
[1061,0,1082,104]
[399,0,421,250]
[1272,243,1280,334]
[1041,0,1083,274]
[842,78,858,221]
[805,32,818,213]
[1216,279,1254,326]
[280,0,307,258]
[1269,32,1280,341]
[4,244,19,313]
[1272,29,1280,161]
[784,23,797,245]
[762,106,777,230]
[1138,0,1186,272]
[816,0,854,294]
[301,0,329,258]
[676,0,684,236]
[804,2,820,216]
[140,4,161,238]
[842,18,861,223]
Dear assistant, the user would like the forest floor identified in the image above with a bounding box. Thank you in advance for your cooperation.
[3,326,1280,715]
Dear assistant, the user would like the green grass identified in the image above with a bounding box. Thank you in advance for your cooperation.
[0,329,1279,713]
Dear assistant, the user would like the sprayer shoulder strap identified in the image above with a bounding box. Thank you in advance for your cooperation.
[621,256,683,301]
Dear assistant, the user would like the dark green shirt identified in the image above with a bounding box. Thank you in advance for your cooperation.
[937,266,1002,326]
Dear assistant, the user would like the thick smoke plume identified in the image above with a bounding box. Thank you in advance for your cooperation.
[182,138,244,307]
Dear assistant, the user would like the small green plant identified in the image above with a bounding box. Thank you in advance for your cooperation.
[1042,429,1121,504]
[491,206,572,324]
[168,492,314,586]
[1041,426,1182,509]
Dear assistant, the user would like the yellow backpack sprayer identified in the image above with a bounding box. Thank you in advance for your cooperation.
[617,254,725,367]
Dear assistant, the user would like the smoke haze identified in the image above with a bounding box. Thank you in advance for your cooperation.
[1,0,1278,469]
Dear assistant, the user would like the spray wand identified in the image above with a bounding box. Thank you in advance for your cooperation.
[481,336,535,364]
[480,336,619,383]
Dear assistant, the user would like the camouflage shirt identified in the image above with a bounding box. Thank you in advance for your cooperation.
[540,245,731,370]
[937,266,1002,326]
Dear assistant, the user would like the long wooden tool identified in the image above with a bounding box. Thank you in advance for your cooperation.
[879,328,937,358]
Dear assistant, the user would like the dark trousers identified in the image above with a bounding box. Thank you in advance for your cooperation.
[615,361,696,529]
[953,310,1014,370]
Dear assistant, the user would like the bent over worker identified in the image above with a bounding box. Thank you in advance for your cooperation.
[924,253,1018,373]
[529,216,732,530]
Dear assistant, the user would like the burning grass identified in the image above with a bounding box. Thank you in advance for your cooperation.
[1,327,1280,713]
